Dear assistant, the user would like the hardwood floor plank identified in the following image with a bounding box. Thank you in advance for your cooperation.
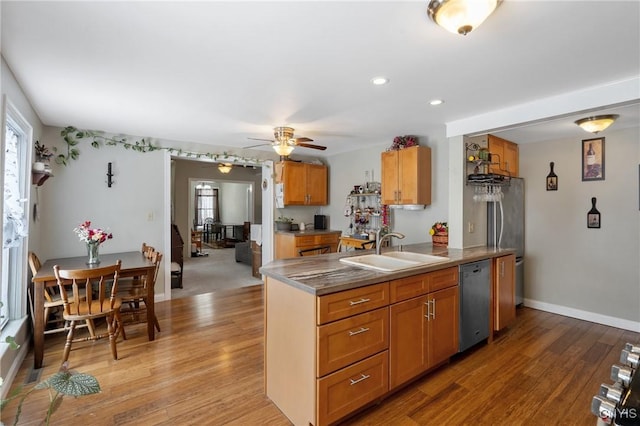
[2,289,638,426]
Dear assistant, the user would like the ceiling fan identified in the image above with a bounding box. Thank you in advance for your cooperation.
[245,126,327,156]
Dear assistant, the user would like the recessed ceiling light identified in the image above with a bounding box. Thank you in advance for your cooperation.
[371,77,389,85]
[429,99,444,106]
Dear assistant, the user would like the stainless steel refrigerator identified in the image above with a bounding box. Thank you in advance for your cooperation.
[487,177,525,305]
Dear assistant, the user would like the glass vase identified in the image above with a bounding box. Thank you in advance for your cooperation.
[87,241,100,265]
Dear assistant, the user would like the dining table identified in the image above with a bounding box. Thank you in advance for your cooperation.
[31,250,156,369]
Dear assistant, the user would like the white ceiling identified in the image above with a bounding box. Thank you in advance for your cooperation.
[2,1,639,157]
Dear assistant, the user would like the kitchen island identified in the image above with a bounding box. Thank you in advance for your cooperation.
[260,243,515,426]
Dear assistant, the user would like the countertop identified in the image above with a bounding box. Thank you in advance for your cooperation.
[274,229,342,236]
[260,243,515,296]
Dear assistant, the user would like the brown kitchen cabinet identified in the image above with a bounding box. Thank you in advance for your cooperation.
[493,254,516,331]
[388,267,459,390]
[275,161,328,205]
[265,280,390,426]
[274,230,341,259]
[381,145,431,205]
[488,134,519,177]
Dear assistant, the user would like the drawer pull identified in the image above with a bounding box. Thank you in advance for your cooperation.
[348,327,370,336]
[349,374,371,386]
[349,298,370,306]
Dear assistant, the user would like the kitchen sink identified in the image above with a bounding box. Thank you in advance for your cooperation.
[382,251,450,264]
[339,252,450,272]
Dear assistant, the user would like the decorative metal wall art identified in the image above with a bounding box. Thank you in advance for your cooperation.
[587,197,601,228]
[546,161,558,191]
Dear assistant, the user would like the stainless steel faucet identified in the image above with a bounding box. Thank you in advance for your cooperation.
[376,229,405,255]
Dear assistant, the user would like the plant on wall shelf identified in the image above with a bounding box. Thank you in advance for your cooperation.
[57,126,267,167]
[34,140,54,162]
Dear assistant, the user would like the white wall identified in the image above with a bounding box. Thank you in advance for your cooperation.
[325,130,450,246]
[519,127,639,326]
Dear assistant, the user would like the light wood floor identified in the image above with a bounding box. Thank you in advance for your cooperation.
[3,285,638,425]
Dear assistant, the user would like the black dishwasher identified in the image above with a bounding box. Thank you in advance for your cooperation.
[459,260,490,352]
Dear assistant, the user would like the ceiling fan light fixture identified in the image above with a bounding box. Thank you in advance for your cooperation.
[427,0,500,35]
[218,163,232,174]
[575,114,619,134]
[273,142,295,156]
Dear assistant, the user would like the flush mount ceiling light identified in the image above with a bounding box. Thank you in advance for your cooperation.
[427,0,501,35]
[575,114,620,134]
[429,99,444,106]
[218,163,232,174]
[371,77,389,85]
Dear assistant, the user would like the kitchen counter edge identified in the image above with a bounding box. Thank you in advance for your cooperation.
[260,243,515,296]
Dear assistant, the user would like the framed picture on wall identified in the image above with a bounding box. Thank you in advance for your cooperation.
[582,137,605,181]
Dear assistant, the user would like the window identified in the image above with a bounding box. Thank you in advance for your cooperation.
[194,183,219,227]
[1,100,31,328]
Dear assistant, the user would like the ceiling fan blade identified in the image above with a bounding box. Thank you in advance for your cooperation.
[294,137,313,143]
[243,142,272,149]
[247,137,274,142]
[296,142,327,150]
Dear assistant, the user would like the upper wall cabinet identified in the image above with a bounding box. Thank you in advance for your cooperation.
[466,134,519,178]
[275,161,328,206]
[381,146,431,206]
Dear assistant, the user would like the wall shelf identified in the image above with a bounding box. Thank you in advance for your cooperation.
[32,170,53,186]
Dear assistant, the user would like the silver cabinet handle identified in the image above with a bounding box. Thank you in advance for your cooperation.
[349,374,371,386]
[348,327,370,336]
[431,299,436,319]
[349,298,370,306]
[424,300,431,321]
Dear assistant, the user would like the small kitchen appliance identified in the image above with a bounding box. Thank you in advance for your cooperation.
[314,215,327,230]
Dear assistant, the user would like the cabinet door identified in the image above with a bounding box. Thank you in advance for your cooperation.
[427,286,459,367]
[488,135,505,175]
[389,296,428,389]
[398,147,425,205]
[381,150,399,204]
[306,164,328,205]
[503,141,519,177]
[494,254,516,331]
[281,162,307,205]
[381,146,431,205]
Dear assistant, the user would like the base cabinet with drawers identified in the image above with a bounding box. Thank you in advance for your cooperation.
[275,231,341,259]
[265,267,459,425]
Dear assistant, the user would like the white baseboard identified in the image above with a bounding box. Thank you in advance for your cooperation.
[524,298,640,333]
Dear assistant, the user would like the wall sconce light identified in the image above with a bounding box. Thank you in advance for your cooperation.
[427,0,501,35]
[218,163,232,174]
[106,162,114,187]
[575,114,619,134]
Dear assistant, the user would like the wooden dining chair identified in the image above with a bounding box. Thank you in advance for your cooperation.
[53,260,124,363]
[117,251,162,338]
[28,252,95,337]
[298,245,331,256]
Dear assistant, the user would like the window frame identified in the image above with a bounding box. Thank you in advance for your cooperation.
[1,96,32,328]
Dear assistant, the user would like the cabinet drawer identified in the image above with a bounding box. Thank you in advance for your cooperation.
[317,351,388,426]
[429,266,459,292]
[295,235,318,247]
[390,273,430,303]
[318,234,339,244]
[317,307,389,377]
[317,283,389,324]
